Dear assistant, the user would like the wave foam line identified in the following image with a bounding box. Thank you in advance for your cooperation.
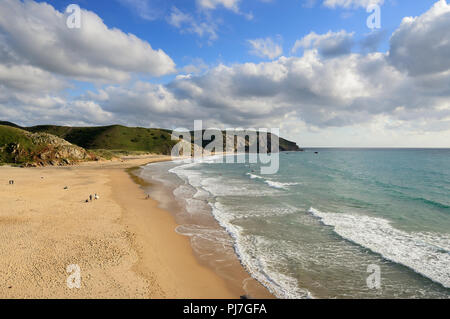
[246,173,300,190]
[210,202,312,299]
[308,207,450,289]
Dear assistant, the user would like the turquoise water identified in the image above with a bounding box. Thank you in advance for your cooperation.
[142,149,450,299]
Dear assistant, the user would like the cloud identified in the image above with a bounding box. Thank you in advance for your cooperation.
[292,30,355,58]
[164,52,407,128]
[79,48,447,133]
[248,37,283,60]
[75,5,450,134]
[167,6,218,41]
[167,0,258,42]
[197,0,255,20]
[323,0,384,9]
[197,0,241,12]
[0,0,175,83]
[360,30,387,53]
[0,0,174,126]
[180,58,209,74]
[0,84,115,127]
[0,64,66,93]
[389,0,450,76]
[1,0,450,147]
[117,0,165,21]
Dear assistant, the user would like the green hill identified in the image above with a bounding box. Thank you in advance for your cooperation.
[0,125,35,164]
[0,121,23,129]
[26,124,178,155]
[189,130,302,153]
[1,122,302,159]
[27,125,301,153]
[0,125,94,166]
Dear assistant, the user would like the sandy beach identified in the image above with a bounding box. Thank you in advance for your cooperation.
[0,156,266,299]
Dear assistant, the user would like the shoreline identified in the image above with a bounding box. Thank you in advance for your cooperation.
[130,163,274,299]
[0,155,272,298]
[110,162,243,298]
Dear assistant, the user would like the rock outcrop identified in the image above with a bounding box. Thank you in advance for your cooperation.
[4,131,96,166]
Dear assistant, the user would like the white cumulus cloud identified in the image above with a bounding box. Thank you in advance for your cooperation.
[1,0,450,147]
[389,0,450,76]
[323,0,384,9]
[292,30,355,57]
[248,37,283,60]
[0,0,176,83]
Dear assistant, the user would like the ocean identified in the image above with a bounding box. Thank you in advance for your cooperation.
[139,149,450,299]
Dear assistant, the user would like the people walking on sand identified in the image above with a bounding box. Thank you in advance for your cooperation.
[94,194,99,200]
[9,180,14,185]
[89,194,93,201]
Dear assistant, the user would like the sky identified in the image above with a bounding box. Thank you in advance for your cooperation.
[0,0,449,147]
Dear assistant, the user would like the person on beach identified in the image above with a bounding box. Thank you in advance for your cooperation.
[94,194,99,200]
[89,194,93,201]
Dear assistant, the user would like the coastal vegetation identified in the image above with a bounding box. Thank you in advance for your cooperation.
[0,125,95,166]
[0,121,302,166]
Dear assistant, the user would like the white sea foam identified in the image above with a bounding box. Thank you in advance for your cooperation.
[175,224,235,256]
[172,163,277,197]
[209,202,312,299]
[308,207,450,289]
[170,162,211,199]
[245,172,300,189]
[203,177,276,197]
[246,173,263,179]
[264,180,300,189]
[145,152,450,298]
[170,161,311,298]
[173,184,195,199]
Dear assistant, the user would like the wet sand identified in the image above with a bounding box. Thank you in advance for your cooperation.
[130,165,274,299]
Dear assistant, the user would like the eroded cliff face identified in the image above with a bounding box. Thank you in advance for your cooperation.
[7,132,96,166]
[171,132,301,157]
[1,122,302,166]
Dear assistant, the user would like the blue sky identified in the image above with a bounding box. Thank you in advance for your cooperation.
[1,0,449,147]
[41,0,436,75]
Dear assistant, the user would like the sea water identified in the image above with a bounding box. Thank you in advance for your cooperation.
[140,149,450,299]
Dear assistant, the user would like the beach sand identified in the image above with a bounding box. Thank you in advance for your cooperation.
[0,156,271,299]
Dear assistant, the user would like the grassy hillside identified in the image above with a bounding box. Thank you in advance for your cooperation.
[0,121,23,129]
[0,125,94,166]
[26,125,301,153]
[27,125,178,155]
[192,130,302,152]
[278,135,301,152]
[1,122,302,156]
[0,125,37,164]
